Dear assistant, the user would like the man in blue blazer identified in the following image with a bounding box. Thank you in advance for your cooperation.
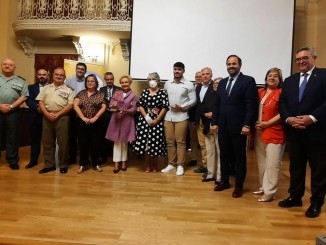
[211,55,258,198]
[25,69,49,168]
[278,47,326,218]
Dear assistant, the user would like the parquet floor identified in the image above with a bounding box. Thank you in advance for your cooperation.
[0,147,325,245]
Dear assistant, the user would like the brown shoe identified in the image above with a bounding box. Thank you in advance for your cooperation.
[232,187,243,198]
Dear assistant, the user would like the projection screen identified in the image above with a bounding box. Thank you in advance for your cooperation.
[130,0,295,84]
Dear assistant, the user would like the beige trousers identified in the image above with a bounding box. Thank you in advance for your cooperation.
[255,130,286,195]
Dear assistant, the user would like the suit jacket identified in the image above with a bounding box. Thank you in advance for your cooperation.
[195,81,217,135]
[99,85,121,120]
[279,67,326,143]
[212,72,258,134]
[25,83,42,122]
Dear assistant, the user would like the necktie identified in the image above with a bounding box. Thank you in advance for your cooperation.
[108,87,112,98]
[226,77,234,96]
[299,73,308,101]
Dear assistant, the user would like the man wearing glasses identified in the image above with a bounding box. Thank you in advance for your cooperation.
[279,47,326,218]
[65,62,87,164]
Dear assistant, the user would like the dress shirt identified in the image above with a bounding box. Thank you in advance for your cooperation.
[199,83,209,102]
[164,77,196,122]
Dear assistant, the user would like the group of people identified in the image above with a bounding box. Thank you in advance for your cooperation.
[1,46,326,219]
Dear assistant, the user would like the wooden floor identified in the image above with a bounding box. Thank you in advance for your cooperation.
[0,147,325,245]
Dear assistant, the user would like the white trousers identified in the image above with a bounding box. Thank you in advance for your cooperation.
[205,133,221,181]
[255,131,285,195]
[113,141,128,162]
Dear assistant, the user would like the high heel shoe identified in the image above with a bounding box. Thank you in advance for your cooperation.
[258,194,275,202]
[145,166,151,173]
[252,190,264,195]
[121,163,127,171]
[113,163,120,174]
[95,165,103,172]
[76,166,85,174]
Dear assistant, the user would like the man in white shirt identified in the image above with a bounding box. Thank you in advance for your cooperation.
[161,62,196,176]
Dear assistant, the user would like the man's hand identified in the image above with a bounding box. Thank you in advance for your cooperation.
[241,127,250,135]
[171,104,183,112]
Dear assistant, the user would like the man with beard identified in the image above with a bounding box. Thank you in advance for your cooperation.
[161,62,196,176]
[25,69,49,169]
[211,55,258,198]
[0,58,29,170]
[99,72,121,162]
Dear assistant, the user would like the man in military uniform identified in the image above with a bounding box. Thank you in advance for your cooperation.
[36,67,74,174]
[0,58,29,170]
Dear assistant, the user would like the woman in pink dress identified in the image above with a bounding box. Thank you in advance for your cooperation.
[105,75,138,173]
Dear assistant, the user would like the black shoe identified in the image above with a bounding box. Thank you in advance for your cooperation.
[9,164,19,170]
[39,166,56,174]
[214,181,230,191]
[202,177,215,182]
[232,187,243,198]
[60,168,68,174]
[305,204,321,218]
[278,196,302,208]
[187,160,197,167]
[193,166,207,173]
[25,162,38,169]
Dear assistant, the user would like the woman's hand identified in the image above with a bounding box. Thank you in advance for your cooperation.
[255,121,269,129]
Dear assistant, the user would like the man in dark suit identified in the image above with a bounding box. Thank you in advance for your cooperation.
[211,55,258,198]
[195,67,218,182]
[25,69,49,169]
[99,72,121,162]
[278,47,326,218]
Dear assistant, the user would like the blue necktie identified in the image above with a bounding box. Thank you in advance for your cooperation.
[226,77,234,96]
[299,73,308,101]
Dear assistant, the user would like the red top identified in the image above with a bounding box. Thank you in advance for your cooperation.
[258,87,285,144]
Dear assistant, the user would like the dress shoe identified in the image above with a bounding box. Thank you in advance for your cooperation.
[278,196,302,208]
[25,162,37,169]
[232,187,243,198]
[215,180,221,185]
[145,167,152,173]
[214,181,230,191]
[202,177,215,182]
[113,168,120,174]
[9,164,19,170]
[193,166,207,174]
[76,166,86,174]
[252,190,264,195]
[121,165,127,171]
[39,166,56,174]
[94,165,103,172]
[187,160,197,167]
[305,204,321,218]
[258,194,274,202]
[60,168,68,174]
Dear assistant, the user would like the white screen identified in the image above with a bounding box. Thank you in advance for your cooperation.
[130,0,295,84]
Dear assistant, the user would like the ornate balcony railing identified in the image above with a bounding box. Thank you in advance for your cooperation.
[17,0,132,21]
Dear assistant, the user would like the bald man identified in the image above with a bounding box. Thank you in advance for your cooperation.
[0,58,29,170]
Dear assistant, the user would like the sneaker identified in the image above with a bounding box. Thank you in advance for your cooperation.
[161,164,175,173]
[176,165,184,176]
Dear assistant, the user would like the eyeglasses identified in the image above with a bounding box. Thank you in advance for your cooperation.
[295,56,312,63]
